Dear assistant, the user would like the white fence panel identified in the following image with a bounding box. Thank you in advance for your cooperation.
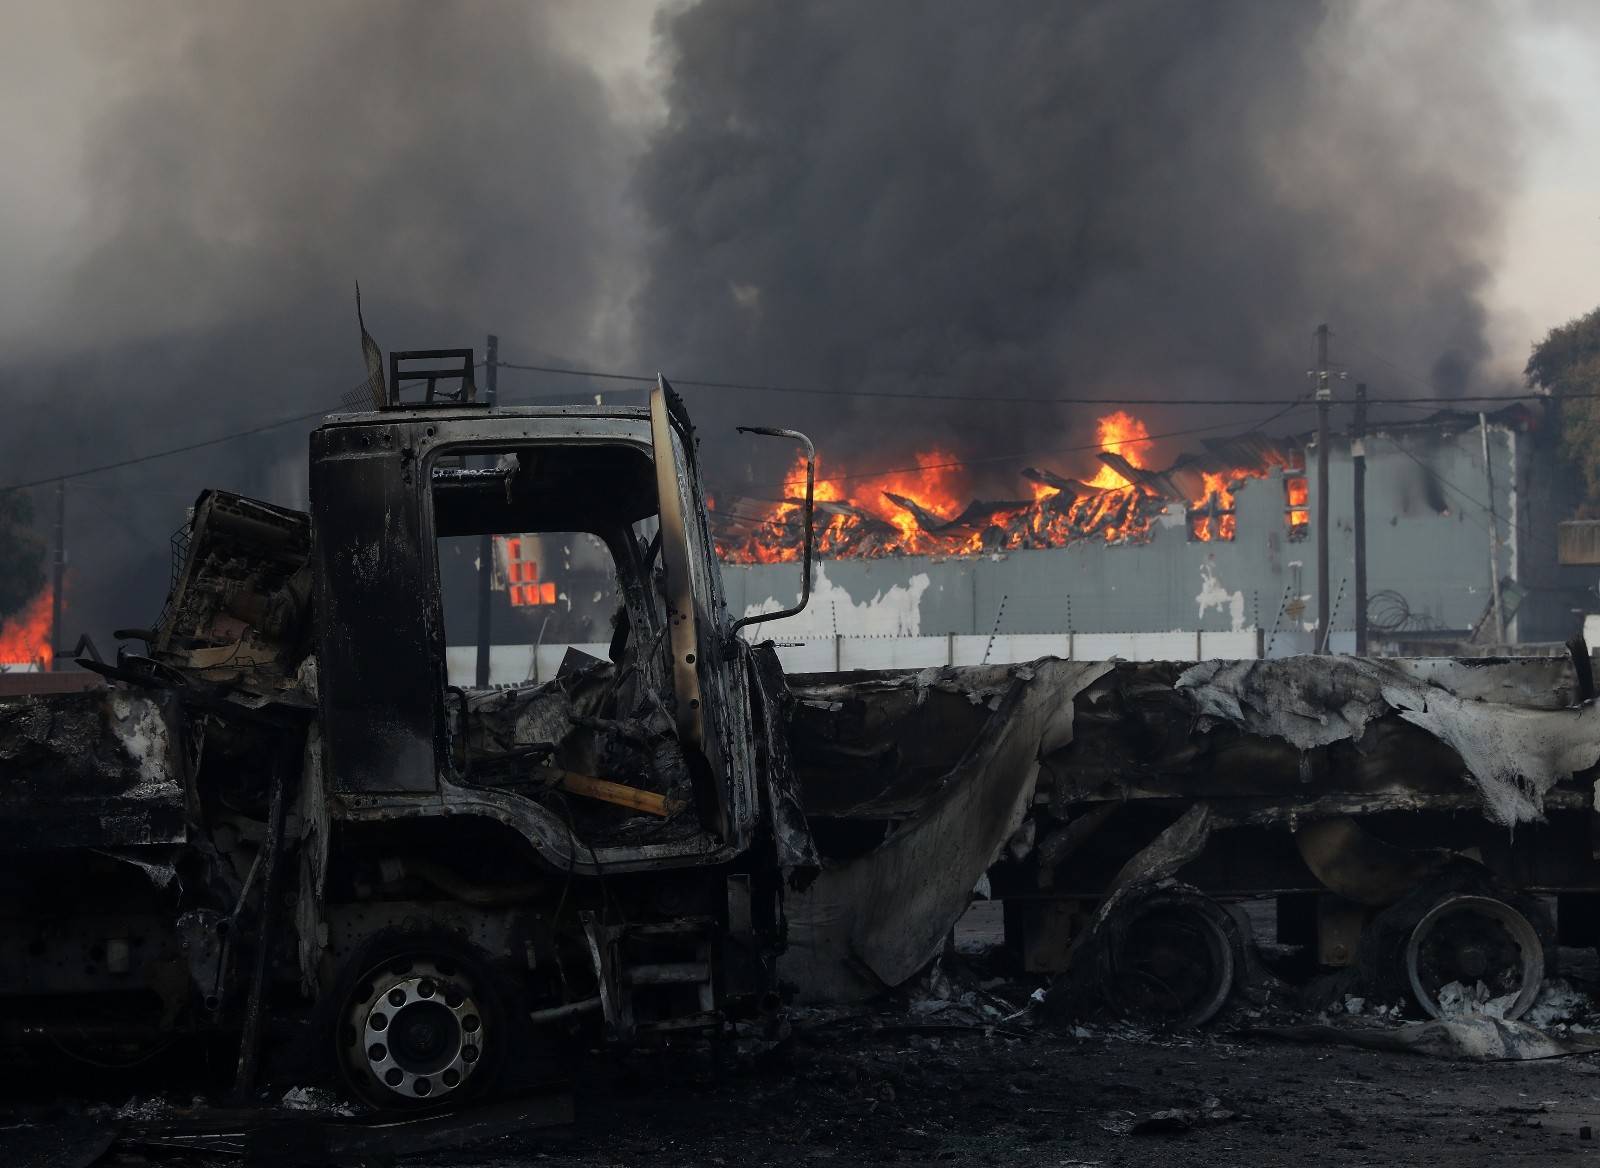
[837,637,950,671]
[949,633,1071,665]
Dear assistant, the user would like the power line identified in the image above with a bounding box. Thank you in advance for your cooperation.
[0,404,333,494]
[497,358,1572,408]
[0,373,471,495]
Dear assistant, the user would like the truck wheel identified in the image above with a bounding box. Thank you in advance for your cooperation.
[1099,886,1239,1028]
[1404,894,1544,1021]
[333,936,509,1109]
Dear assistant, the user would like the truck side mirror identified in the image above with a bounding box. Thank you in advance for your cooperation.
[730,426,815,633]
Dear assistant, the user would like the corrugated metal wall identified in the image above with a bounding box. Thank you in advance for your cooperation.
[721,423,1519,643]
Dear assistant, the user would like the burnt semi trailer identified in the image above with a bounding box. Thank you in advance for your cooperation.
[786,652,1600,1024]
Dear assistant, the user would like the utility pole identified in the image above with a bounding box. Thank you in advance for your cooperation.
[1352,384,1368,655]
[474,334,500,688]
[1314,323,1332,654]
[1479,412,1506,644]
[50,480,64,672]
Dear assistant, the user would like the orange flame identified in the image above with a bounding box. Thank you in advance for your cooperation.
[1285,475,1310,537]
[0,587,53,669]
[1084,411,1152,489]
[715,408,1303,562]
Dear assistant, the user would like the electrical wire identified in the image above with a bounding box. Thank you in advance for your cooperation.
[496,358,1575,408]
[0,403,333,494]
[0,372,479,495]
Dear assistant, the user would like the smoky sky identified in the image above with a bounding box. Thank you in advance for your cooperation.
[632,0,1519,497]
[0,0,1541,642]
[1,0,637,641]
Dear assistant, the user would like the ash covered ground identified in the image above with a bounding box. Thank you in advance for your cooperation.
[12,902,1600,1168]
[52,1000,1600,1167]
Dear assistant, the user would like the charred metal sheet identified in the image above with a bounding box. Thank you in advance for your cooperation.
[1179,656,1580,751]
[1385,684,1600,825]
[786,663,1021,819]
[0,689,187,848]
[782,658,1110,1002]
[293,724,330,995]
[1178,656,1599,824]
[310,424,439,794]
[154,489,312,698]
[746,643,820,875]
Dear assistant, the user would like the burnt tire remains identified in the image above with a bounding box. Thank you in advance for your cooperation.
[1405,894,1544,1021]
[1099,887,1239,1028]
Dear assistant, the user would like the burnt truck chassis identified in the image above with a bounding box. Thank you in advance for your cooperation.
[0,376,815,1109]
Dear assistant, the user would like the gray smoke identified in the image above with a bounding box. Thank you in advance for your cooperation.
[1,1,637,639]
[631,0,1521,497]
[0,0,1551,643]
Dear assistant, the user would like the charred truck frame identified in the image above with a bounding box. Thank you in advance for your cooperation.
[0,354,819,1108]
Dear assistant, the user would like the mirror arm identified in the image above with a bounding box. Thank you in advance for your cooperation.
[730,427,815,632]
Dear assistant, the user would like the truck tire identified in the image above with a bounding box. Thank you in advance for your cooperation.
[330,930,514,1110]
[1356,864,1553,1018]
[1098,885,1241,1028]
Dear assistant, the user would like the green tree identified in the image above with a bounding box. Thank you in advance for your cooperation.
[0,490,47,623]
[1527,305,1600,515]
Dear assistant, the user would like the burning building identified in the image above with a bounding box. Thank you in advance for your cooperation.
[708,404,1570,673]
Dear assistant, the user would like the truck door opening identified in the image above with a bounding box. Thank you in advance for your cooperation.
[427,443,706,846]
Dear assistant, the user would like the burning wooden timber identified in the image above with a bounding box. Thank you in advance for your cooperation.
[713,410,1306,563]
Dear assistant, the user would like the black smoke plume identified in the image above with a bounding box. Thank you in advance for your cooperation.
[2,1,635,640]
[631,0,1520,497]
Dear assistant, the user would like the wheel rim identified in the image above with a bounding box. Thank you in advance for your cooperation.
[1405,895,1543,1021]
[1104,896,1236,1028]
[343,958,485,1105]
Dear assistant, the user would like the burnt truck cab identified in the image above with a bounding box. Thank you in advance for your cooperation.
[312,390,759,869]
[296,359,817,1105]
